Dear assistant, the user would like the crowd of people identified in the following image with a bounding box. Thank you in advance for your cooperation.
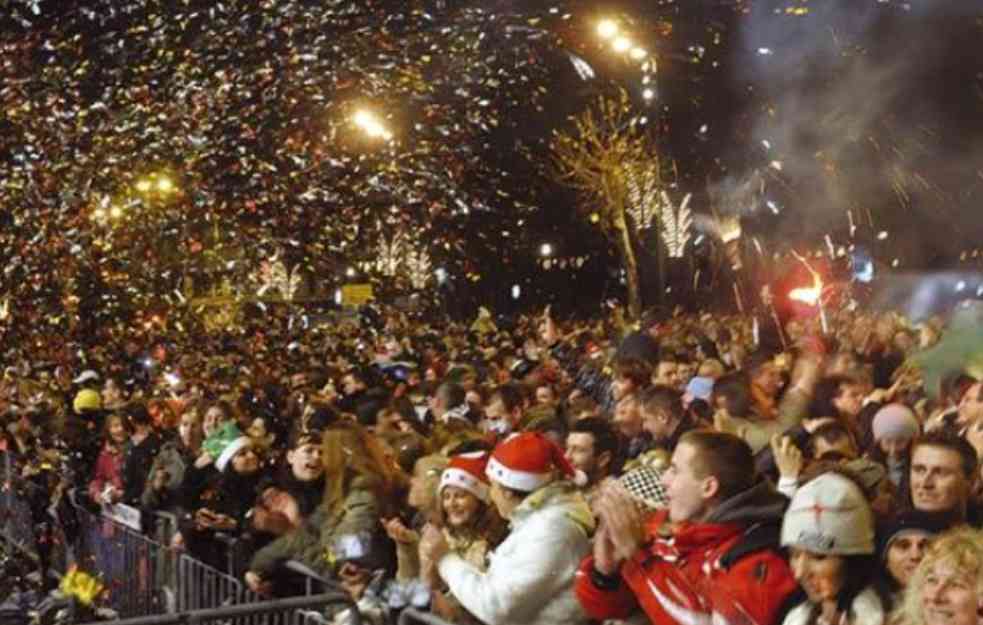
[2,296,983,625]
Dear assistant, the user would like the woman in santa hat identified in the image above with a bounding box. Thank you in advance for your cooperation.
[422,451,507,624]
[419,432,595,625]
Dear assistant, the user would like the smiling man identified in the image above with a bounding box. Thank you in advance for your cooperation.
[576,430,797,625]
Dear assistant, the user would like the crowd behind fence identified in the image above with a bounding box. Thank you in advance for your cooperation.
[0,451,356,622]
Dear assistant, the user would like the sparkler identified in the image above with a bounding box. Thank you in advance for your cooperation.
[790,251,829,334]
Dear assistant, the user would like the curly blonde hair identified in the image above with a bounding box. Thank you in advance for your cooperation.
[893,526,983,625]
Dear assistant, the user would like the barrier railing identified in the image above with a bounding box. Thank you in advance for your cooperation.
[0,454,70,584]
[0,470,268,619]
[398,607,459,625]
[72,498,173,617]
[75,592,360,625]
[0,478,40,559]
[0,459,374,624]
[284,560,340,597]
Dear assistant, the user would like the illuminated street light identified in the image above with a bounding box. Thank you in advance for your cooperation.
[612,37,632,53]
[157,176,174,193]
[539,243,554,257]
[353,109,393,141]
[597,20,618,39]
[345,267,357,278]
[630,47,647,61]
[642,88,656,100]
[109,205,124,219]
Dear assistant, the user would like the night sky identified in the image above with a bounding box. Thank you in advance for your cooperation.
[1,0,981,320]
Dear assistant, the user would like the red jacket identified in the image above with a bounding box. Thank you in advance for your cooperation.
[576,485,797,625]
[88,443,125,504]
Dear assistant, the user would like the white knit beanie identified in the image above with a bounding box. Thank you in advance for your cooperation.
[781,472,875,555]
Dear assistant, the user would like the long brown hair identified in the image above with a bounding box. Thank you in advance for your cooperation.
[434,484,507,547]
[321,422,398,516]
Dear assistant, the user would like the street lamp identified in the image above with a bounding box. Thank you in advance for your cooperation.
[353,109,393,141]
[612,37,632,53]
[539,243,554,257]
[597,20,618,39]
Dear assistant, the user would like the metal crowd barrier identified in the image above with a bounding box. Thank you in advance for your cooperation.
[71,500,271,616]
[0,456,361,621]
[398,607,459,625]
[174,550,259,612]
[0,477,39,558]
[284,560,340,597]
[72,499,174,617]
[0,453,70,581]
[76,592,360,625]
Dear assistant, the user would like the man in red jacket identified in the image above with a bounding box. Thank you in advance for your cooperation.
[576,430,798,625]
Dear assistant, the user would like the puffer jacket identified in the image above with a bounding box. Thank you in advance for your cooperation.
[249,476,379,578]
[576,482,798,625]
[437,481,595,625]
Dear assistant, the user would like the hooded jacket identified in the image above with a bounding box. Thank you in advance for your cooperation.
[576,482,798,625]
[438,481,595,625]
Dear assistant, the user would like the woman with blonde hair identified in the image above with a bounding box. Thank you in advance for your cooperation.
[245,422,396,595]
[893,526,983,625]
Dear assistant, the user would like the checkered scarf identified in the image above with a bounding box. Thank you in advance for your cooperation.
[620,466,668,510]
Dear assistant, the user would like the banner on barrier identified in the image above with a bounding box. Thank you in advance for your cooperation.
[104,502,142,532]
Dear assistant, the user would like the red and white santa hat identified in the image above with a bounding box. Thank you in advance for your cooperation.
[440,452,492,502]
[486,432,587,492]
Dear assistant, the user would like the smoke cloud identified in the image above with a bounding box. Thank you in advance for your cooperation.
[715,0,983,267]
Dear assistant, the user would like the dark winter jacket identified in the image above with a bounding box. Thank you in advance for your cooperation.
[122,431,161,505]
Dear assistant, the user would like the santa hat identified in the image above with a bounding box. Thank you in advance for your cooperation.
[440,452,491,502]
[486,432,587,492]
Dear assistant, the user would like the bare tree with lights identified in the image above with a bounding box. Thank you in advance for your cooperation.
[552,89,667,318]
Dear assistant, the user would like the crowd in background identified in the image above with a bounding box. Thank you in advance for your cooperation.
[3,296,983,625]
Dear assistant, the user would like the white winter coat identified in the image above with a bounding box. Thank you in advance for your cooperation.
[437,481,595,625]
